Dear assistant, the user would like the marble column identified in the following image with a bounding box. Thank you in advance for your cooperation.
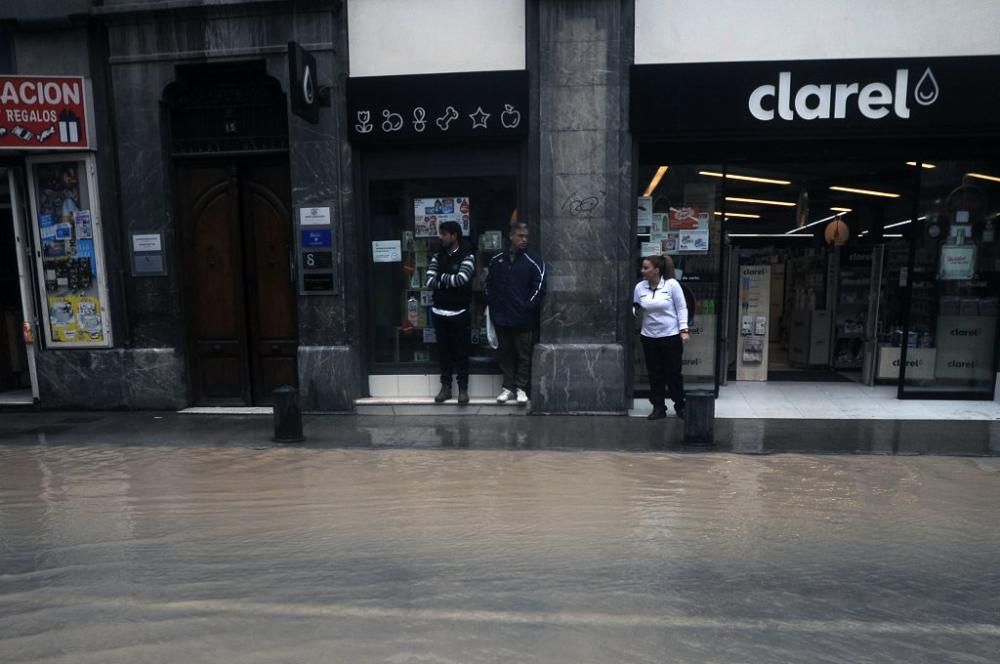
[532,0,633,413]
[283,9,363,412]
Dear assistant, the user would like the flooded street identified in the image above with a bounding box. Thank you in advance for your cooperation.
[1,446,999,663]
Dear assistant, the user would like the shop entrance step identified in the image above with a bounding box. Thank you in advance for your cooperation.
[354,398,530,416]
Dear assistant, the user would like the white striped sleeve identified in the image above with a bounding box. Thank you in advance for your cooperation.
[525,254,546,304]
[442,254,476,288]
[424,254,439,288]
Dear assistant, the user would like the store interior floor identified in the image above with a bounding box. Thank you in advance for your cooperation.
[0,388,32,405]
[630,378,1000,421]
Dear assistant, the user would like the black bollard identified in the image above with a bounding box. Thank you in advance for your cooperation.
[682,388,715,447]
[272,385,305,443]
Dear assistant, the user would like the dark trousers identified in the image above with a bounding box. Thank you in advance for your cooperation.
[641,334,685,409]
[433,311,471,389]
[496,325,533,392]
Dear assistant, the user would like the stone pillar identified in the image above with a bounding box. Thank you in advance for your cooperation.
[284,8,363,413]
[531,0,633,413]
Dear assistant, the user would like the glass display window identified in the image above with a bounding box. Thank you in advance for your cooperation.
[896,160,1000,396]
[634,163,723,390]
[25,153,112,348]
[367,175,517,369]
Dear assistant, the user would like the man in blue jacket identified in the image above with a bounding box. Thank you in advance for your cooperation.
[485,222,546,405]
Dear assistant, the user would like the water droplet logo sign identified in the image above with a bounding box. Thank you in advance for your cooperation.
[302,65,314,105]
[914,68,939,106]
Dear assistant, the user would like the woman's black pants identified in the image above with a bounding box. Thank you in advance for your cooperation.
[640,334,685,409]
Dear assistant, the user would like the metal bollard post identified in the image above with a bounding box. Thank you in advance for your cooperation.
[272,385,305,443]
[683,388,715,447]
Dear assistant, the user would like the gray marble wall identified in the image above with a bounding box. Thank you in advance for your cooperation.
[298,346,358,413]
[532,0,633,413]
[36,348,186,410]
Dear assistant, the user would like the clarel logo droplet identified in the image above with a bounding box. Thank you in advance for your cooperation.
[748,68,939,122]
[913,68,939,106]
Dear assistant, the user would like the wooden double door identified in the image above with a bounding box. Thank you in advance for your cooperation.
[177,159,297,405]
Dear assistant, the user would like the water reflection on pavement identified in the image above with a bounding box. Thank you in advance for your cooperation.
[1,446,998,663]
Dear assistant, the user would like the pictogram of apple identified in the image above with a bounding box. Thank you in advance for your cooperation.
[500,104,520,129]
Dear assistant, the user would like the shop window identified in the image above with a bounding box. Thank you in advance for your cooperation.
[635,164,723,391]
[895,161,1000,396]
[25,154,112,348]
[368,176,517,369]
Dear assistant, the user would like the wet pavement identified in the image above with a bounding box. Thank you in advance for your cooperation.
[1,415,999,662]
[0,411,999,455]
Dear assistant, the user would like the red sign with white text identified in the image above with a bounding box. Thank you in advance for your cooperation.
[0,76,90,150]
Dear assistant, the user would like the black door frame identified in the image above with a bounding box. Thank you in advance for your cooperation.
[355,142,524,377]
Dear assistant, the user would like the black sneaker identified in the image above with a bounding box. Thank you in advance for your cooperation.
[434,385,452,403]
[457,389,470,405]
[647,407,667,420]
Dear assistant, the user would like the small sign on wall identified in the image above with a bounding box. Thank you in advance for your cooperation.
[301,229,332,248]
[130,231,167,277]
[302,250,333,270]
[132,234,162,252]
[296,207,336,295]
[299,206,331,226]
[372,240,402,263]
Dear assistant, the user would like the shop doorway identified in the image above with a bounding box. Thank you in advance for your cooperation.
[359,145,521,399]
[717,159,914,386]
[726,243,849,382]
[0,168,40,405]
[176,159,297,405]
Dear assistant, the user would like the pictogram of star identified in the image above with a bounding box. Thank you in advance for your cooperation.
[469,106,491,129]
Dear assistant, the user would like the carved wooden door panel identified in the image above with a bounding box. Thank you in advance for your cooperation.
[178,160,296,405]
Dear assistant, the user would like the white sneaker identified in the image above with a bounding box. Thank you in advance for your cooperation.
[496,388,514,403]
[516,389,529,405]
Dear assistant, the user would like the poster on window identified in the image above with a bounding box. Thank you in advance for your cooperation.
[667,183,714,254]
[636,196,653,234]
[938,244,976,280]
[413,196,470,237]
[28,157,111,347]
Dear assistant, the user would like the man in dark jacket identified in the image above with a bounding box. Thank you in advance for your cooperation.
[425,221,476,404]
[485,222,545,405]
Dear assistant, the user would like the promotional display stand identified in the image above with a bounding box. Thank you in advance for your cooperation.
[736,265,770,381]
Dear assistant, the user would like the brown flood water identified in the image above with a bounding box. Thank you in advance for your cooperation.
[1,446,998,663]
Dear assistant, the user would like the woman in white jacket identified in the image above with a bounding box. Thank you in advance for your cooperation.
[633,255,689,420]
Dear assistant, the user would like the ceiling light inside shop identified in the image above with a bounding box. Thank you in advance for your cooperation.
[785,213,842,234]
[906,161,936,169]
[699,170,791,185]
[728,233,813,238]
[830,207,852,212]
[725,196,796,207]
[713,211,761,219]
[967,172,1000,183]
[643,166,669,197]
[884,215,926,229]
[829,185,900,198]
[884,234,904,238]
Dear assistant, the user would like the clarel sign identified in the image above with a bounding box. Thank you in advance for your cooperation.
[0,76,91,150]
[630,55,1000,140]
[747,68,937,122]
